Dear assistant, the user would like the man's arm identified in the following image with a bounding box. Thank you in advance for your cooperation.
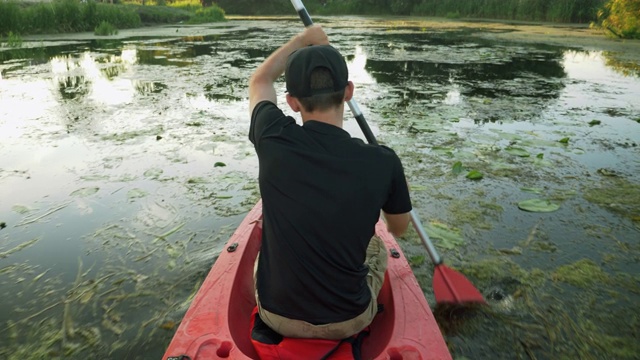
[248,25,329,115]
[383,212,411,238]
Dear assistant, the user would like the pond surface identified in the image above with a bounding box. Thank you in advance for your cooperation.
[1,17,639,359]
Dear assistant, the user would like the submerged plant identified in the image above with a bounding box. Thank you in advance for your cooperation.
[552,259,609,287]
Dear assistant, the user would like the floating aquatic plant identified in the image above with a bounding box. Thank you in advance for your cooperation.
[517,199,560,212]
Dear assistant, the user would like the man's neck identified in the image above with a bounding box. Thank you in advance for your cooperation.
[300,104,345,128]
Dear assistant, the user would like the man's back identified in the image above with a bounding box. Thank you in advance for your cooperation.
[250,101,411,324]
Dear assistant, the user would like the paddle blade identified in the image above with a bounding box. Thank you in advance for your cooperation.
[433,265,486,305]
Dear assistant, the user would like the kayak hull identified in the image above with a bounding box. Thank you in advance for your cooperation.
[163,201,452,360]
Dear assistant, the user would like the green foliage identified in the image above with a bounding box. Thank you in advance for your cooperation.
[187,5,225,24]
[94,21,118,35]
[597,0,640,39]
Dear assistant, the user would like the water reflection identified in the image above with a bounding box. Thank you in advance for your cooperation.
[50,49,165,104]
[365,49,566,100]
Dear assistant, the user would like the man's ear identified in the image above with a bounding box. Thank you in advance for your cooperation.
[286,94,301,113]
[344,81,354,102]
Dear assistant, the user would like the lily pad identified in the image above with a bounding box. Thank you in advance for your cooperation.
[558,137,570,144]
[466,170,483,180]
[70,187,99,197]
[144,168,163,179]
[517,199,560,212]
[452,161,463,175]
[521,187,544,194]
[127,188,148,200]
[11,205,31,214]
[505,147,530,157]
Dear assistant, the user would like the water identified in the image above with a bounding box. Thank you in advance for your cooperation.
[1,18,639,359]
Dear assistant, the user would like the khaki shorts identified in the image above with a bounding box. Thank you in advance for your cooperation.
[254,235,387,340]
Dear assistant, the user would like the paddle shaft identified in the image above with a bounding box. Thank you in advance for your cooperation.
[289,0,443,266]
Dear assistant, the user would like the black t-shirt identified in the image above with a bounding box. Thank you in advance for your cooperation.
[249,101,412,324]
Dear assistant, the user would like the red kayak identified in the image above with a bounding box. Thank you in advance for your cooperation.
[163,201,452,359]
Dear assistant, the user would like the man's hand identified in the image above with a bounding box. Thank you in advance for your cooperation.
[298,25,329,47]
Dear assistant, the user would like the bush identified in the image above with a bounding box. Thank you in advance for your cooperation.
[94,20,118,35]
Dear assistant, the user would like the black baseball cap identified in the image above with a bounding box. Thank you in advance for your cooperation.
[285,45,348,98]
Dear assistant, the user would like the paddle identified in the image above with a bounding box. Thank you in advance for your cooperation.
[288,0,486,305]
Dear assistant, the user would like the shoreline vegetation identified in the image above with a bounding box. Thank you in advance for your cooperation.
[0,0,225,39]
[0,0,638,42]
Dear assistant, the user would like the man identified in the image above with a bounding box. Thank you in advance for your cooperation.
[248,25,412,340]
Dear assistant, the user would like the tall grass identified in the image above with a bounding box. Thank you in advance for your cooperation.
[0,0,141,35]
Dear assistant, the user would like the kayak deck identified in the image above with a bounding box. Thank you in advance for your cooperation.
[163,201,452,359]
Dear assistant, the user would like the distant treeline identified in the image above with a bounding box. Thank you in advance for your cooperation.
[214,0,603,22]
[212,0,639,39]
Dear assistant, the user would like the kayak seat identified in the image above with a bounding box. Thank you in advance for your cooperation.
[249,307,371,360]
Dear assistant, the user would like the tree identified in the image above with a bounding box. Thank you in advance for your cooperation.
[598,0,640,38]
